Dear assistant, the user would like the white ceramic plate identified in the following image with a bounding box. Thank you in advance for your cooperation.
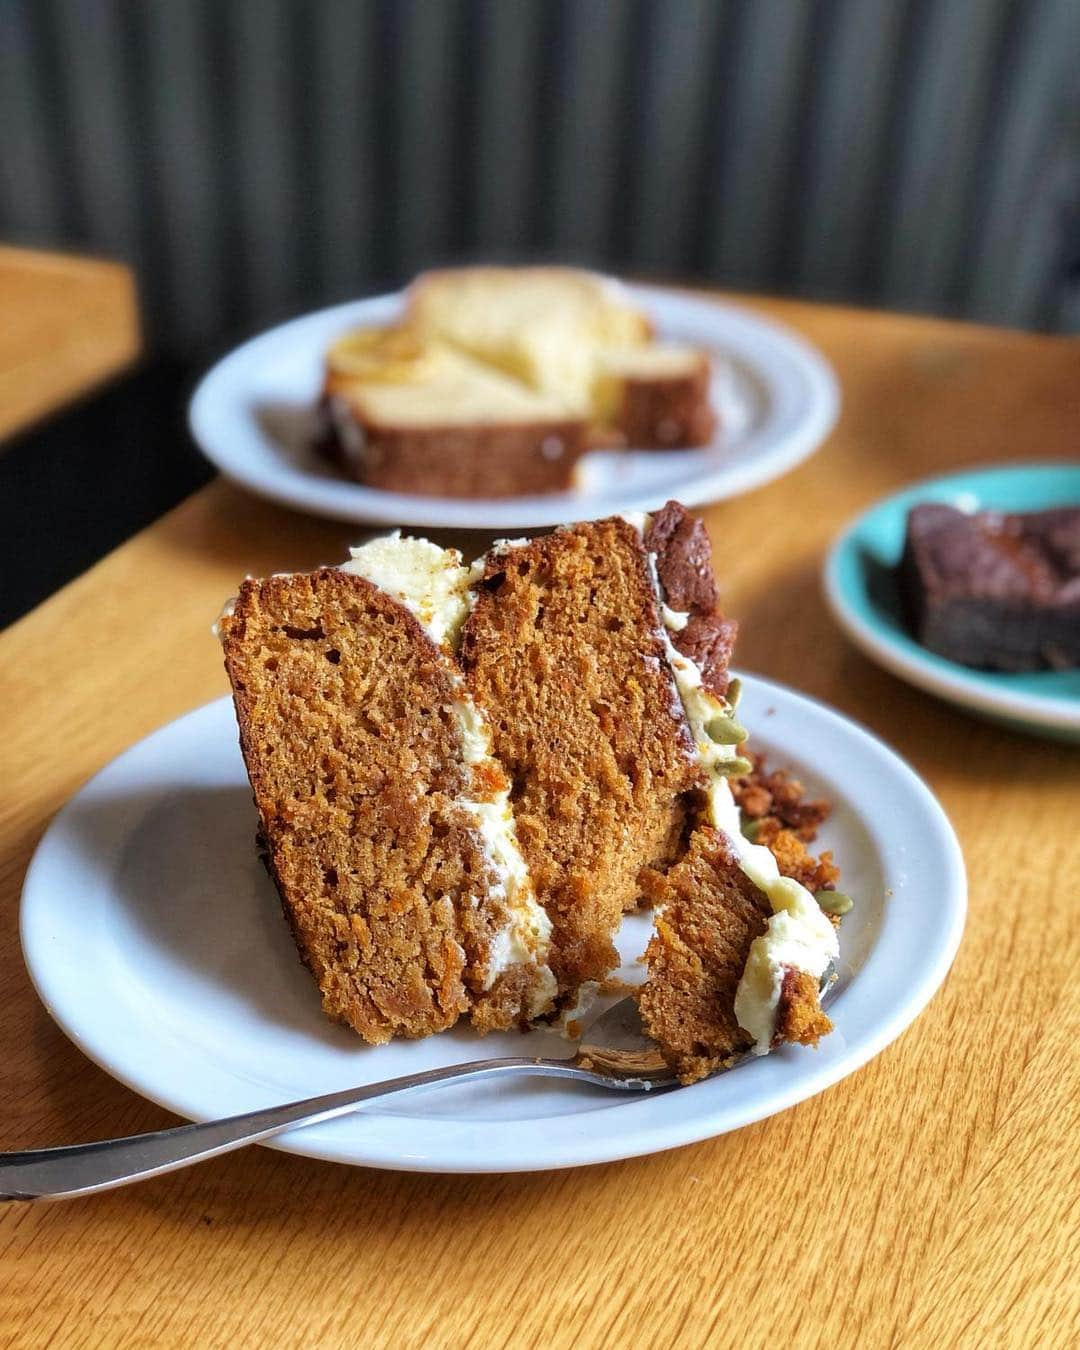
[188,285,839,530]
[22,677,964,1173]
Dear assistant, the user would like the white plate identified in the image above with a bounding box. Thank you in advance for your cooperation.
[21,677,964,1173]
[188,285,839,530]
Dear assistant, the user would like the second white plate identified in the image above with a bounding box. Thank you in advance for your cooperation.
[21,676,964,1173]
[189,284,839,530]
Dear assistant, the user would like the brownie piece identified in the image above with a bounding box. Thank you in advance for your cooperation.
[898,502,1080,671]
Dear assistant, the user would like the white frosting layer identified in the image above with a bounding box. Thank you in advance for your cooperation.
[627,512,838,1055]
[554,980,600,1037]
[639,543,741,779]
[341,533,471,648]
[710,777,838,1054]
[211,594,237,641]
[450,685,556,1017]
[658,625,742,779]
[620,510,649,535]
[341,533,555,1017]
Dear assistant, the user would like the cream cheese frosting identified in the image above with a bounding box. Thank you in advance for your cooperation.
[710,776,838,1054]
[628,512,839,1055]
[341,533,472,648]
[450,686,556,1016]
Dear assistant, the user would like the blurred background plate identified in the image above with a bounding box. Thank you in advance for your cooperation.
[189,283,839,530]
[824,463,1080,740]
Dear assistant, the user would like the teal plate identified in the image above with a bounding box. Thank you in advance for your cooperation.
[824,462,1080,741]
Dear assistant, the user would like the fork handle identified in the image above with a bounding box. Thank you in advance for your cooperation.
[1,1057,589,1200]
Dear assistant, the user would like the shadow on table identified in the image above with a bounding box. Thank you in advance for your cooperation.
[0,359,212,629]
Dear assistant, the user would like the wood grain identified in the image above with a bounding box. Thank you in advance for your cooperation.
[0,245,139,444]
[1,294,1078,1348]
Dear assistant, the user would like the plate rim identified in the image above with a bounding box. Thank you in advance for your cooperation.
[20,677,965,1172]
[823,461,1080,731]
[187,282,840,530]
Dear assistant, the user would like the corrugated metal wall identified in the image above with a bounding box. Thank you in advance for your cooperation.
[2,0,1078,354]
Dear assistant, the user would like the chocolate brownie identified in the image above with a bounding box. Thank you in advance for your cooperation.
[898,502,1080,671]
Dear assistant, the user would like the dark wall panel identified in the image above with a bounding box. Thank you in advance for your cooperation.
[1,0,1077,355]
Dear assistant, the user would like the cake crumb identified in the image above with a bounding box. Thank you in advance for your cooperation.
[597,976,636,997]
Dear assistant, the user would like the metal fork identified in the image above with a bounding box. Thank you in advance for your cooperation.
[1,997,676,1200]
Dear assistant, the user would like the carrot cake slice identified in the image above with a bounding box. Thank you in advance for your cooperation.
[218,502,847,1069]
[628,503,839,1080]
[460,516,703,999]
[218,539,555,1042]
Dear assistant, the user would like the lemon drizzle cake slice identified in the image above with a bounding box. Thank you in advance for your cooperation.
[318,328,588,498]
[316,268,718,502]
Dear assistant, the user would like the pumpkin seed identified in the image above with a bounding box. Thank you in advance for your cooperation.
[706,713,749,745]
[815,889,854,916]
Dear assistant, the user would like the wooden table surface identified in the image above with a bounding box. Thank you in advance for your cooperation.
[0,245,140,444]
[1,295,1077,1348]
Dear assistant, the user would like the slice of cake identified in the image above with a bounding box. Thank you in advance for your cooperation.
[218,539,556,1041]
[318,327,588,497]
[630,503,838,1081]
[317,267,719,500]
[639,820,838,1084]
[460,516,704,996]
[219,502,845,1068]
[592,344,716,448]
[639,828,775,1084]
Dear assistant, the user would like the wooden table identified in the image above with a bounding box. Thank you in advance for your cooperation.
[0,245,140,444]
[2,297,1077,1348]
